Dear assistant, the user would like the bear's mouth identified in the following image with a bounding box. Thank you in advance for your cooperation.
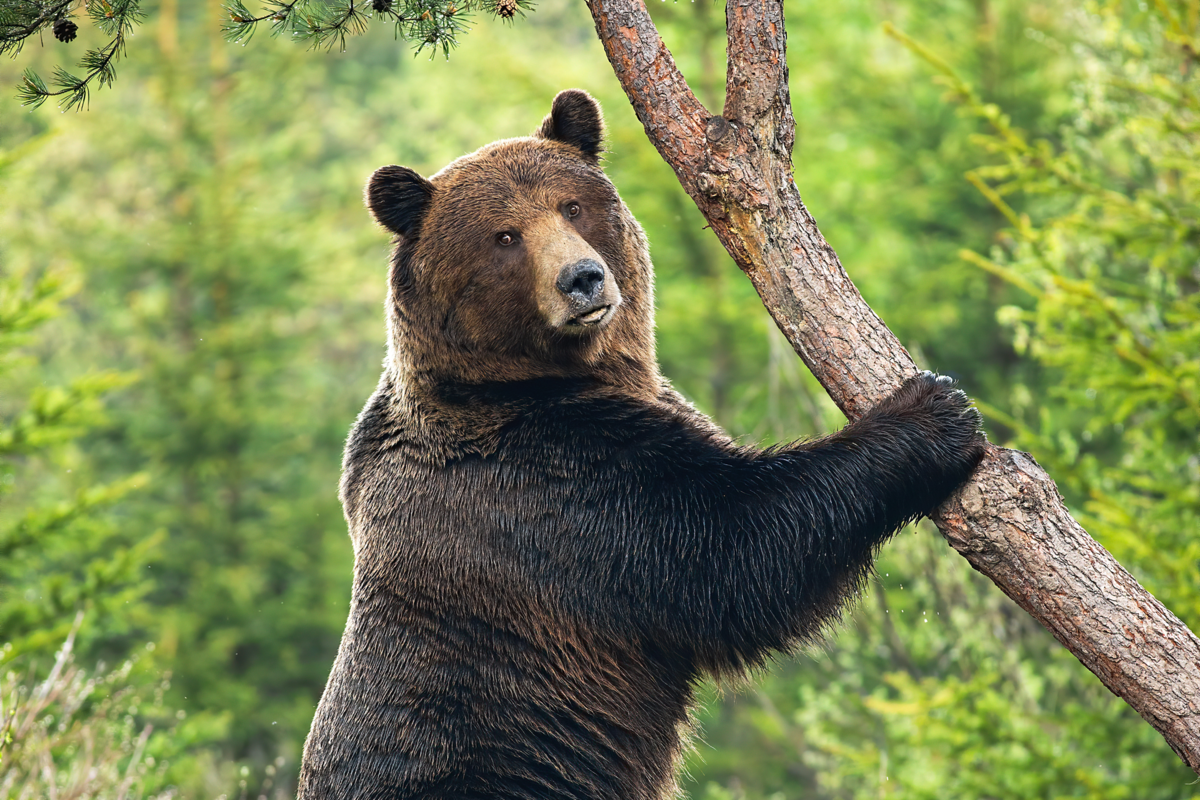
[567,305,612,328]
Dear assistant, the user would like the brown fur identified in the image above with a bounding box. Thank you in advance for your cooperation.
[298,90,985,799]
[381,137,658,399]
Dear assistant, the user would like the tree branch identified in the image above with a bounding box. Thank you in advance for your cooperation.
[722,0,790,156]
[587,0,709,176]
[585,0,1200,774]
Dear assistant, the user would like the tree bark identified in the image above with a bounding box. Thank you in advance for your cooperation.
[585,0,1200,775]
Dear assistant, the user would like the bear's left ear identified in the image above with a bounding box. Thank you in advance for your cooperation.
[535,89,604,163]
[366,165,436,239]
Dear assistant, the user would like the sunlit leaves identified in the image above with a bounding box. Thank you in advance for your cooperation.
[908,0,1200,655]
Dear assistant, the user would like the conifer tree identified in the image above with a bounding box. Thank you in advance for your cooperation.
[0,265,153,658]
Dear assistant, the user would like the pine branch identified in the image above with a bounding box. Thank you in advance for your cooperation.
[221,0,531,58]
[221,0,302,44]
[15,0,143,111]
[7,0,534,107]
[296,1,373,51]
[0,0,75,57]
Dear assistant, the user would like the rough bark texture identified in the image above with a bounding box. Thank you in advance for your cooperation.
[585,0,1200,775]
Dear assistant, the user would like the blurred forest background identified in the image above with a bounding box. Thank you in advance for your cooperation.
[1,0,1198,797]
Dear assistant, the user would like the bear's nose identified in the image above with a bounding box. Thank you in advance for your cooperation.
[556,259,605,302]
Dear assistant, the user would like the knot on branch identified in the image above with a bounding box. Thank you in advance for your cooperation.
[696,172,722,199]
[705,115,735,153]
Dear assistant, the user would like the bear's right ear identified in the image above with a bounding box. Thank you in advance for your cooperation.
[535,89,604,163]
[365,165,435,239]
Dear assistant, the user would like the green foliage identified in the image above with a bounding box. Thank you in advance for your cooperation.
[889,0,1200,627]
[684,3,1200,797]
[7,11,366,764]
[0,191,190,792]
[0,261,154,660]
[689,530,1196,798]
[0,620,178,800]
[946,0,1200,630]
[2,0,1198,796]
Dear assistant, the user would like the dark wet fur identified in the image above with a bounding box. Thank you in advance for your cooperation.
[298,91,986,800]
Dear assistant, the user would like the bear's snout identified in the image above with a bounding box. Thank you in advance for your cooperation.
[557,259,606,303]
[531,217,622,333]
[556,258,618,329]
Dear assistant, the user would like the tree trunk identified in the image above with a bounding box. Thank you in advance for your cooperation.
[584,0,1200,775]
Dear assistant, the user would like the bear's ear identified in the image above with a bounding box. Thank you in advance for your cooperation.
[365,165,435,239]
[535,89,604,163]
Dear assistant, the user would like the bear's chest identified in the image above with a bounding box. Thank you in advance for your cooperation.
[334,425,693,796]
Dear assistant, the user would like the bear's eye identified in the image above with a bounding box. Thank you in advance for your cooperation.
[566,202,581,219]
[497,232,515,247]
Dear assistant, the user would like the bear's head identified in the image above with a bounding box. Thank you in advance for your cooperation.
[366,90,658,396]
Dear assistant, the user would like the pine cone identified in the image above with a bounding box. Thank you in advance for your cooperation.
[372,0,392,12]
[496,0,518,19]
[53,18,78,43]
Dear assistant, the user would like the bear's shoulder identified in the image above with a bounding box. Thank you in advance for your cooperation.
[339,377,733,528]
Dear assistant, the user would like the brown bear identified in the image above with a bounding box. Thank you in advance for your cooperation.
[297,89,985,799]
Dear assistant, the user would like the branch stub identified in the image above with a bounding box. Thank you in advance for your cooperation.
[705,115,735,152]
[696,172,722,198]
